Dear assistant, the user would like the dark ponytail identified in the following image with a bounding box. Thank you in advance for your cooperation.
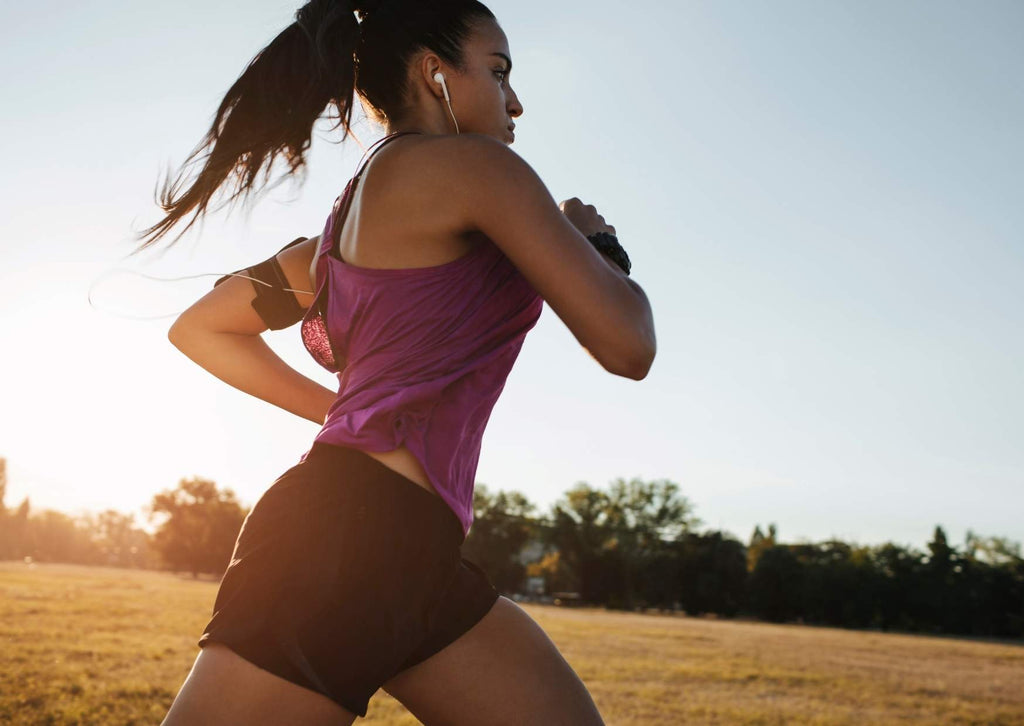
[136,0,495,253]
[135,0,360,251]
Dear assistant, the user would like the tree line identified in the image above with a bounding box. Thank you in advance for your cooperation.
[463,480,1023,638]
[2,456,1021,638]
[0,458,242,576]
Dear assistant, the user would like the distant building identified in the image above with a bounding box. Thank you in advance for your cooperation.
[524,575,545,597]
[516,537,549,566]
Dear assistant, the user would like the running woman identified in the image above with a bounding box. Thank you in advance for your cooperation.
[148,1,655,723]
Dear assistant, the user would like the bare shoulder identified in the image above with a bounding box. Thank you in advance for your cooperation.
[373,132,516,180]
[368,133,531,233]
[363,133,655,378]
[392,134,652,376]
[345,134,509,265]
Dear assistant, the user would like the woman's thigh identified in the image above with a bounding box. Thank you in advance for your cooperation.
[382,596,605,726]
[161,642,356,726]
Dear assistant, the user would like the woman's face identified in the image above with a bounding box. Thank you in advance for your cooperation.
[435,18,523,145]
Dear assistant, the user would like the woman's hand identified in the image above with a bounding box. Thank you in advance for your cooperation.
[558,197,627,275]
[558,197,617,237]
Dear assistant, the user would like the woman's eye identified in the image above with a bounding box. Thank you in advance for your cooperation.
[494,70,508,82]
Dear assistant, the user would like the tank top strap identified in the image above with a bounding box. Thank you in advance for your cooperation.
[308,131,424,321]
[316,178,354,261]
[318,131,423,261]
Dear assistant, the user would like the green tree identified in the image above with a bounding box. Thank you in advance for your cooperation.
[747,523,777,572]
[0,495,31,561]
[796,540,877,628]
[25,509,101,563]
[463,485,537,594]
[965,529,1022,566]
[924,525,957,631]
[146,476,247,577]
[83,509,156,569]
[603,478,700,608]
[675,531,747,616]
[870,541,925,632]
[546,483,617,604]
[748,544,803,622]
[604,477,700,545]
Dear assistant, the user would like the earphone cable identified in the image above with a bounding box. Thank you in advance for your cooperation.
[86,267,314,322]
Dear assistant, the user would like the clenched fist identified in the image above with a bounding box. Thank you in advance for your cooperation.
[559,197,617,238]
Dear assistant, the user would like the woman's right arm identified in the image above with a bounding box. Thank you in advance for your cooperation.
[432,134,656,380]
[166,235,337,425]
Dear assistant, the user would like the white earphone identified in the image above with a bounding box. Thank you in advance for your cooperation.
[433,71,460,134]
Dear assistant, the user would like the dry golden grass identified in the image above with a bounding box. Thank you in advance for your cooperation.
[2,561,1022,725]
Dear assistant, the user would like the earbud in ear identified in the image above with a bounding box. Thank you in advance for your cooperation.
[432,70,459,134]
[433,71,451,103]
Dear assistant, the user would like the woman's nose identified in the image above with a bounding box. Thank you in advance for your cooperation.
[508,93,523,118]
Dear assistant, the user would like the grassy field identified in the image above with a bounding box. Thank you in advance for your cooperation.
[2,562,1022,725]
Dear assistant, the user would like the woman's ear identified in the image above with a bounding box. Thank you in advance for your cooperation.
[417,52,446,100]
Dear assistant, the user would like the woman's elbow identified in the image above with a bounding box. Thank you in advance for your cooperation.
[604,337,656,380]
[167,317,200,352]
[615,285,656,380]
[626,342,656,380]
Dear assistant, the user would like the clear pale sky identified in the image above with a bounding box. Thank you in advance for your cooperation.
[1,1,1021,552]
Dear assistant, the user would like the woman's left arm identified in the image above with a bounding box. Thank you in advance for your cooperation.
[167,236,336,425]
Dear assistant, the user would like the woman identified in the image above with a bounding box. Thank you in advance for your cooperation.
[152,0,655,723]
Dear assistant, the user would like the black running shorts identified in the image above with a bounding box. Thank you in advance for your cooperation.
[197,441,500,717]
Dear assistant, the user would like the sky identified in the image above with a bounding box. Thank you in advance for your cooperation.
[1,1,1021,553]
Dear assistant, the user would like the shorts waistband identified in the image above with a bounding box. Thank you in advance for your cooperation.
[300,441,464,546]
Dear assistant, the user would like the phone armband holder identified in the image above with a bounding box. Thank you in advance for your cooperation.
[214,237,309,330]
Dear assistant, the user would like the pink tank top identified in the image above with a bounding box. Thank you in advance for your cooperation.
[298,132,544,536]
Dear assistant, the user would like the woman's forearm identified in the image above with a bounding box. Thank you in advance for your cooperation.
[598,252,656,379]
[168,326,336,425]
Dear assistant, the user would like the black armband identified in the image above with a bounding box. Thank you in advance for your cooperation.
[586,232,631,276]
[214,236,310,330]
